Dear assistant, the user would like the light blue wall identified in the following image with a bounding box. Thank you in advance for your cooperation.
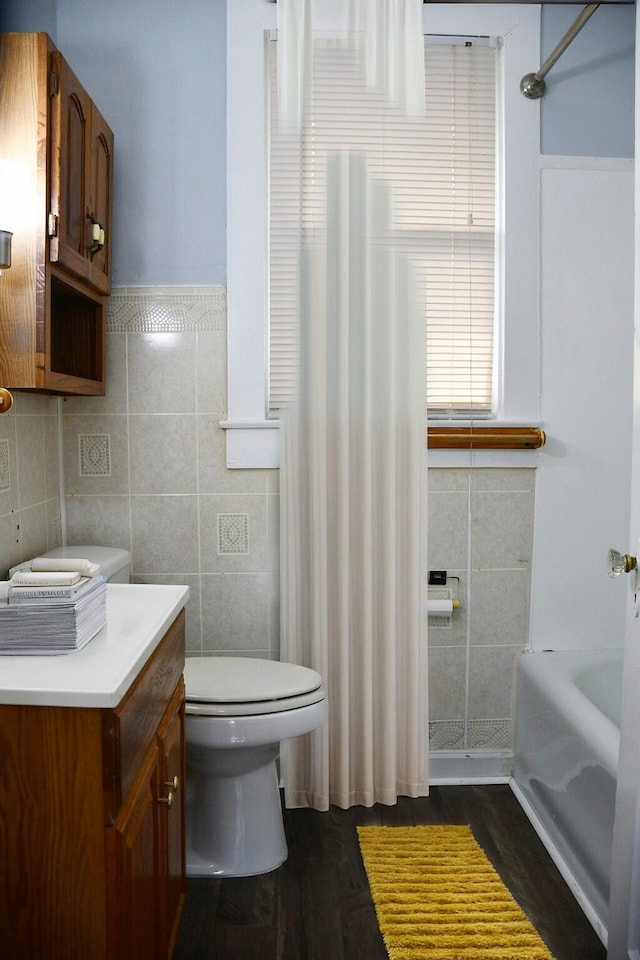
[540,4,635,157]
[1,2,635,281]
[56,0,227,286]
[0,0,56,36]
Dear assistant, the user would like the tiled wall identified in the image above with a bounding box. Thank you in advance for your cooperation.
[0,288,535,757]
[61,287,281,658]
[0,393,61,577]
[427,468,535,753]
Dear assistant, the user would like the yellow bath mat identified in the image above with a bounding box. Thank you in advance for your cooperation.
[357,825,555,960]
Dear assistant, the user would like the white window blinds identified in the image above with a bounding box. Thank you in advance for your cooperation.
[268,37,498,418]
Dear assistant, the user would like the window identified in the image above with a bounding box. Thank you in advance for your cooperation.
[225,1,540,468]
[268,37,498,418]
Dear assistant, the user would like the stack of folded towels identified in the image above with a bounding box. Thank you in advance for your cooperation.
[0,557,108,654]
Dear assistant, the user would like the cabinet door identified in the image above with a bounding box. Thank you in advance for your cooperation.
[157,681,187,959]
[50,51,92,283]
[49,51,113,295]
[106,743,162,960]
[87,102,113,294]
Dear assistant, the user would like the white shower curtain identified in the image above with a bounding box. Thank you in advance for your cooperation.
[278,0,428,810]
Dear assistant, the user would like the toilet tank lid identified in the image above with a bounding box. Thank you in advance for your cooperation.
[184,656,323,703]
[36,546,132,580]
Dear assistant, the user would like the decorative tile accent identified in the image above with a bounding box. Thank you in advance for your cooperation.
[428,718,512,751]
[107,286,226,333]
[468,719,512,750]
[0,439,9,491]
[79,433,112,477]
[429,719,465,751]
[217,512,250,555]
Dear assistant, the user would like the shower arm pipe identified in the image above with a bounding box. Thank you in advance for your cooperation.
[427,426,546,450]
[520,3,599,99]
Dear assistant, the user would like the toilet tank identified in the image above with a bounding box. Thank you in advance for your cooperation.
[24,546,132,583]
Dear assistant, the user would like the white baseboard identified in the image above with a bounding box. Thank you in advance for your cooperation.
[428,751,512,784]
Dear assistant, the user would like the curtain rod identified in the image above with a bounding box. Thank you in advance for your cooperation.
[521,3,599,98]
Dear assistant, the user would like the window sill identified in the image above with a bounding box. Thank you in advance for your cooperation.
[220,420,545,469]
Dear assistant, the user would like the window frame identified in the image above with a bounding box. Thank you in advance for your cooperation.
[223,0,541,468]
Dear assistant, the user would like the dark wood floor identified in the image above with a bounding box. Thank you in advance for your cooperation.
[173,784,606,960]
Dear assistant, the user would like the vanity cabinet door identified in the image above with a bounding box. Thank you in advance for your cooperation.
[106,741,162,960]
[105,611,186,960]
[157,681,187,959]
[106,681,186,960]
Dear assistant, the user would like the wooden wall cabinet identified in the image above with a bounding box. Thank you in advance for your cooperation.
[0,32,113,395]
[0,610,187,960]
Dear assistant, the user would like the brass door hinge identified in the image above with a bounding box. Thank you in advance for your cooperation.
[48,213,59,238]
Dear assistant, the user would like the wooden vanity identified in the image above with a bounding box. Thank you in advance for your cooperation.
[0,584,189,960]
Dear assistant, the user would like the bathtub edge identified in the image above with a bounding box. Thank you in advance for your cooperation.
[509,777,608,948]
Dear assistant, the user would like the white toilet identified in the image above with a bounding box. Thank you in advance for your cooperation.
[18,547,325,878]
[184,656,326,878]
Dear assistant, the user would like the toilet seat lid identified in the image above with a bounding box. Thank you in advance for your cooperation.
[184,656,322,704]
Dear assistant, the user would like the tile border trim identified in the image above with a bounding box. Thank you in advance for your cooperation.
[107,285,226,333]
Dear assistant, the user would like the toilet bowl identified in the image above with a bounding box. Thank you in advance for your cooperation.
[184,656,326,878]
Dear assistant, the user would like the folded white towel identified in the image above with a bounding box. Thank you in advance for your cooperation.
[11,571,82,587]
[30,557,100,577]
[0,581,9,602]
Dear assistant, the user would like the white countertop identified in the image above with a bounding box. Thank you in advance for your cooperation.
[0,583,189,708]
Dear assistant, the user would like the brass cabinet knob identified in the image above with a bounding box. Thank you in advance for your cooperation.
[164,776,180,791]
[159,790,174,809]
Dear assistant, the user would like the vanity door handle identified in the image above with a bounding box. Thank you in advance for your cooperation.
[159,790,174,809]
[165,776,180,791]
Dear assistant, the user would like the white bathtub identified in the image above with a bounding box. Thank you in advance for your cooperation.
[512,648,622,947]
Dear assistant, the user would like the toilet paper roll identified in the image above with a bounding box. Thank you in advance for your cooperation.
[427,598,458,617]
